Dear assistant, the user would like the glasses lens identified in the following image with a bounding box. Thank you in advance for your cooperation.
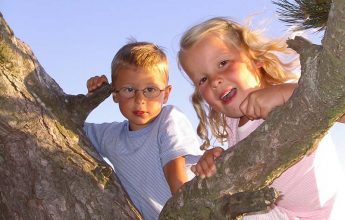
[144,87,161,98]
[119,87,135,98]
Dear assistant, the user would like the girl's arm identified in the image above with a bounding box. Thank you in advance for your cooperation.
[240,83,297,120]
[241,83,345,123]
[163,156,188,194]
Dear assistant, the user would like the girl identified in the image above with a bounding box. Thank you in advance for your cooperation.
[178,17,344,219]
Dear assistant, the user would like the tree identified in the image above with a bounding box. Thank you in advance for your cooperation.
[0,0,344,219]
[273,0,331,31]
[0,12,142,220]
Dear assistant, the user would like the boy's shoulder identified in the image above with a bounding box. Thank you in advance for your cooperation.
[161,105,185,116]
[158,105,193,127]
[84,121,126,136]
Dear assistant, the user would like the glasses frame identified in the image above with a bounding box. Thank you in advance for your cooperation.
[114,86,169,99]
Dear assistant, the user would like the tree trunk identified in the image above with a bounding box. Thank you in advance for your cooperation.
[160,0,345,219]
[0,12,142,220]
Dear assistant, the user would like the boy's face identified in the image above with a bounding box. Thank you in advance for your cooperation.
[112,67,171,131]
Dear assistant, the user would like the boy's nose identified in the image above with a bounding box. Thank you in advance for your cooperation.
[134,91,146,103]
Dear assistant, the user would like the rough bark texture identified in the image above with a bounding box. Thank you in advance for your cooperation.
[0,12,142,220]
[160,0,345,219]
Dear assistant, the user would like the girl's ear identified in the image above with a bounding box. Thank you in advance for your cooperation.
[112,92,119,103]
[163,85,172,104]
[254,60,263,69]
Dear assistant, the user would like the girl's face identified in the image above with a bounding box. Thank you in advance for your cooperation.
[113,67,171,131]
[180,35,262,118]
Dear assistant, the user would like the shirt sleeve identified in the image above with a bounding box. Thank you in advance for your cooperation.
[83,122,114,156]
[158,106,203,166]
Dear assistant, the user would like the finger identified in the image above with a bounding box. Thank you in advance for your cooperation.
[203,156,216,177]
[239,97,248,116]
[90,76,101,92]
[98,75,109,87]
[191,165,197,175]
[253,104,262,119]
[195,163,206,179]
[86,77,96,91]
[212,147,224,159]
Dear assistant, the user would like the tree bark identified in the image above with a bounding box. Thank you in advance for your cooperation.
[160,0,345,219]
[0,12,142,220]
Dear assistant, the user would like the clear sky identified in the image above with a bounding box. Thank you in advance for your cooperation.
[2,0,344,171]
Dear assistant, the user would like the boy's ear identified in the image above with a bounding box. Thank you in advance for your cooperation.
[112,92,119,103]
[163,85,172,104]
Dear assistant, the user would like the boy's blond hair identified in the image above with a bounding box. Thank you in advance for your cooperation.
[178,17,299,149]
[111,41,169,87]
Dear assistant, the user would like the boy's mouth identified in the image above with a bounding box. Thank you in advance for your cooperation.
[220,88,237,102]
[133,111,145,116]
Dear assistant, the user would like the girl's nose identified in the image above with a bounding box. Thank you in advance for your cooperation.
[210,77,222,89]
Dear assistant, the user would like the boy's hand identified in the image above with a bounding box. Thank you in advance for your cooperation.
[240,83,297,120]
[86,75,109,95]
[191,147,224,179]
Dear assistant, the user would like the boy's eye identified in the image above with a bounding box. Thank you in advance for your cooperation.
[199,77,207,86]
[144,87,158,94]
[124,87,135,93]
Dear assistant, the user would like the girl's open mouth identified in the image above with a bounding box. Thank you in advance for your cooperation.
[220,88,236,103]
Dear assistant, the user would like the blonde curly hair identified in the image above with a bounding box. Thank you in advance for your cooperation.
[178,17,298,150]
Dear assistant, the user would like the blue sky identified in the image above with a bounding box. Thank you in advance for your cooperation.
[2,0,344,171]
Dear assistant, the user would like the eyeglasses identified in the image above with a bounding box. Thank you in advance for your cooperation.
[114,86,168,99]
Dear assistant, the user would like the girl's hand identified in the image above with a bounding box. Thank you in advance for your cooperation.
[338,114,345,123]
[191,147,224,179]
[86,75,109,95]
[240,83,297,120]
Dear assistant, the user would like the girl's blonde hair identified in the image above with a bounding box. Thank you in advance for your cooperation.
[111,41,169,87]
[178,17,298,150]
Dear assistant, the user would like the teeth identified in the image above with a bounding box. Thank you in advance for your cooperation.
[221,89,235,100]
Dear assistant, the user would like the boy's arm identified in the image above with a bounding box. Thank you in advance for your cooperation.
[163,156,188,194]
[240,83,297,120]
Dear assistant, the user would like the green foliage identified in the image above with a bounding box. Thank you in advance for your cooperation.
[273,0,331,31]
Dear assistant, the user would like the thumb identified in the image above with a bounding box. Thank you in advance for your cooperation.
[213,148,224,159]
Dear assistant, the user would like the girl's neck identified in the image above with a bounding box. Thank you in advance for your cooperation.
[238,116,249,127]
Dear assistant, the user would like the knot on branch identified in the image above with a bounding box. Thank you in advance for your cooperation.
[213,187,279,220]
[65,83,113,128]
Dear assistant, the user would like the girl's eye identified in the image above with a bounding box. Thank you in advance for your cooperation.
[219,60,228,68]
[199,77,207,86]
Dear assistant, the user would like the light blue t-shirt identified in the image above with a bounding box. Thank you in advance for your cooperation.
[84,105,202,220]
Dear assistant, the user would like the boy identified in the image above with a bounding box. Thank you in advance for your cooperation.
[84,41,202,220]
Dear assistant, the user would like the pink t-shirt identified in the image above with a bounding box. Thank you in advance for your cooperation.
[227,118,345,220]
